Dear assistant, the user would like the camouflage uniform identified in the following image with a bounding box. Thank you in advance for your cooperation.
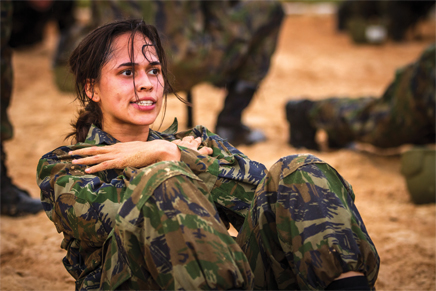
[308,44,435,148]
[37,120,379,290]
[0,0,43,216]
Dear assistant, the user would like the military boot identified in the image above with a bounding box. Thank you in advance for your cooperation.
[215,81,266,146]
[285,99,319,151]
[1,146,43,216]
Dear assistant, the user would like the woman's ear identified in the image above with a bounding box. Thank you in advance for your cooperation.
[85,79,100,102]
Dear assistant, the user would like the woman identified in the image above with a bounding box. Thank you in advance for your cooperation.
[37,19,379,290]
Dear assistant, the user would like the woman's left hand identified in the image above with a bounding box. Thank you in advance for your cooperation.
[172,136,213,156]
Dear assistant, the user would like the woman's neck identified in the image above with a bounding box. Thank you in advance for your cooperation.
[102,124,150,142]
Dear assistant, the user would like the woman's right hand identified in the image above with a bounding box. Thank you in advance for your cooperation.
[69,140,181,173]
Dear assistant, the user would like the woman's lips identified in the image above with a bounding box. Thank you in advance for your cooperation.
[131,99,156,110]
[135,100,154,106]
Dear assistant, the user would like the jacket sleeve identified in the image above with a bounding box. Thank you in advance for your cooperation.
[36,144,125,246]
[174,125,267,230]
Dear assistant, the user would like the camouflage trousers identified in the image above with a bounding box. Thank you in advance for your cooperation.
[237,154,379,290]
[309,44,435,148]
[100,161,254,290]
[99,155,378,290]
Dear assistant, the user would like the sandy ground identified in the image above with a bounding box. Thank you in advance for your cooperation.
[1,9,435,291]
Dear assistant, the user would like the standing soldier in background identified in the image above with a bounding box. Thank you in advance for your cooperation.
[286,44,435,151]
[1,0,43,216]
[53,0,284,146]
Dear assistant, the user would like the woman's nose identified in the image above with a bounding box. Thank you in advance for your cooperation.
[137,72,153,91]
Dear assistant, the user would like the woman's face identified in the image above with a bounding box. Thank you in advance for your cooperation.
[89,32,164,138]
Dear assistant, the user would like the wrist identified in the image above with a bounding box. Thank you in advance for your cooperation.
[160,141,181,161]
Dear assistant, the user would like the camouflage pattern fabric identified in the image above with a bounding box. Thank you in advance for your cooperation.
[236,154,379,290]
[308,44,436,148]
[54,0,284,92]
[37,121,264,290]
[37,120,379,290]
[1,0,13,141]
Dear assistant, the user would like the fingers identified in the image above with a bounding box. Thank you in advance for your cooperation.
[198,146,213,156]
[71,154,109,166]
[84,161,114,174]
[183,136,195,141]
[69,146,110,157]
[172,136,201,148]
[172,136,212,156]
[72,156,122,173]
[70,146,117,168]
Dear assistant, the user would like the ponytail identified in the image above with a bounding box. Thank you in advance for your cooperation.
[66,102,102,143]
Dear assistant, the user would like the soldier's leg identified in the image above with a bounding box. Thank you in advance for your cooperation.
[215,1,284,146]
[286,97,377,150]
[216,80,266,146]
[0,144,43,216]
[287,45,435,150]
[101,161,253,290]
[237,154,379,290]
[0,0,42,216]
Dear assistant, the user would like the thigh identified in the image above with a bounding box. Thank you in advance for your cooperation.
[102,161,253,290]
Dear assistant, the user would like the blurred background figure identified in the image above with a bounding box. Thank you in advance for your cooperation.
[285,44,435,151]
[1,0,43,216]
[337,0,435,44]
[286,43,436,205]
[53,0,284,146]
[9,0,75,49]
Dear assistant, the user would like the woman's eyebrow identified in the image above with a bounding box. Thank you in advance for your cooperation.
[116,62,137,68]
[116,61,161,69]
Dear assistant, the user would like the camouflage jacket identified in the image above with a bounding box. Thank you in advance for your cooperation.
[36,120,266,289]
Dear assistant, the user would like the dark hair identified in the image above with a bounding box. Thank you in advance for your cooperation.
[67,19,184,143]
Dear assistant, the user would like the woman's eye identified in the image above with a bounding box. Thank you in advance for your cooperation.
[148,68,160,75]
[121,69,133,76]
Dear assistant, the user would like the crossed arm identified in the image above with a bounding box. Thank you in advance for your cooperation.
[69,136,213,173]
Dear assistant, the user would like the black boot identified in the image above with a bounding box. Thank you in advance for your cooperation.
[215,81,266,146]
[285,100,319,151]
[1,144,43,216]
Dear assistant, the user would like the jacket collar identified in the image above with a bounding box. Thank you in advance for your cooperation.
[84,118,179,145]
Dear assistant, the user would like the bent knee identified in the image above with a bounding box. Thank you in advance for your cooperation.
[118,161,205,218]
[124,160,201,187]
[269,154,326,179]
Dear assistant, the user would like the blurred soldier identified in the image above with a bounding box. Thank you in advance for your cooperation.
[53,0,284,146]
[286,44,435,151]
[337,0,435,42]
[1,0,43,216]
